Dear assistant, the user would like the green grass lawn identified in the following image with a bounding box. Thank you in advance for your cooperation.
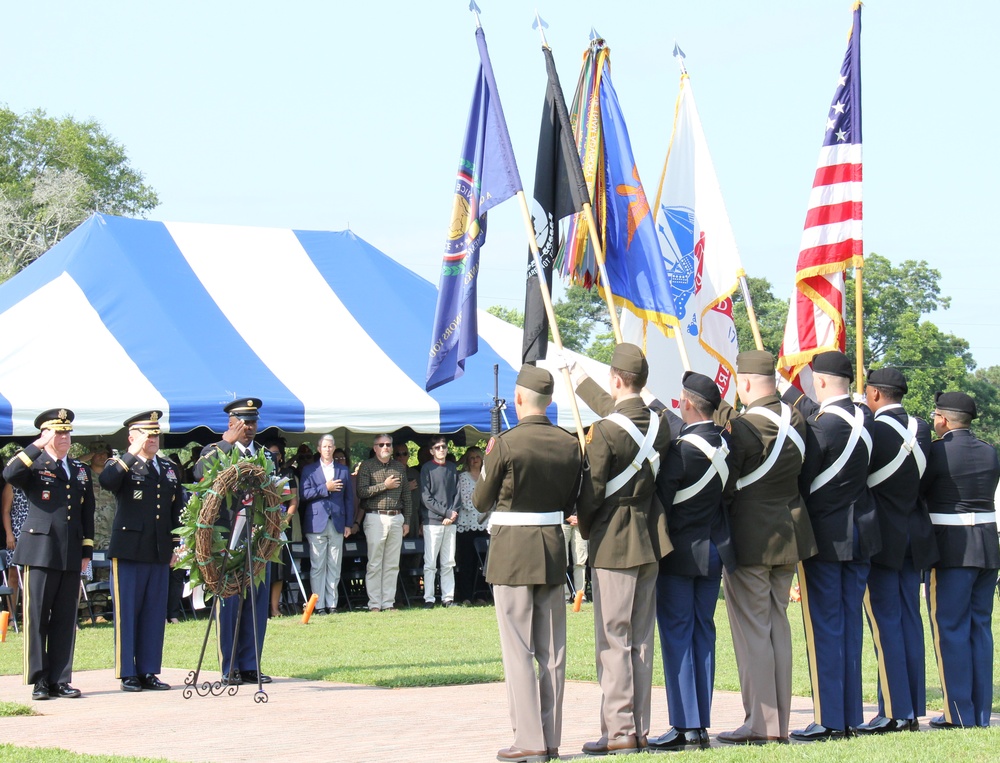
[2,597,997,708]
[1,599,999,761]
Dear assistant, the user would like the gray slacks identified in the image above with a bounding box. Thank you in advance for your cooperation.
[493,583,566,752]
[722,563,795,738]
[592,562,658,741]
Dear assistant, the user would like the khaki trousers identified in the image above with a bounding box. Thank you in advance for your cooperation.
[363,513,403,610]
[722,564,795,738]
[592,563,657,741]
[493,583,566,752]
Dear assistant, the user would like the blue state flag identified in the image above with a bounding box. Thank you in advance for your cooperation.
[426,27,522,391]
[598,58,678,331]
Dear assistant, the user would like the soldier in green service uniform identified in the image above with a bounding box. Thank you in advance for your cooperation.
[570,343,675,756]
[473,364,583,763]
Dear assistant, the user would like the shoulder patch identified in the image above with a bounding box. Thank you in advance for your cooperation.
[585,428,594,444]
[725,421,732,434]
[484,437,496,455]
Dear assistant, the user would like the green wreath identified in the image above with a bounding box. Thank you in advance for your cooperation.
[175,448,287,599]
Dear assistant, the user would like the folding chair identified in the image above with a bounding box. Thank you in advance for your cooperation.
[0,555,20,633]
[281,541,311,614]
[338,536,369,612]
[397,537,425,607]
[81,550,113,625]
[473,535,492,600]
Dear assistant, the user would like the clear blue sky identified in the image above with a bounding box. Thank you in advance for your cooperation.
[3,1,997,368]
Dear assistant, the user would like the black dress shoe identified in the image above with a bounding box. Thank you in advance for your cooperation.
[31,680,51,701]
[241,670,272,684]
[789,723,844,742]
[120,676,143,692]
[140,673,171,690]
[855,715,914,735]
[648,727,708,750]
[49,682,81,698]
[930,715,962,729]
[221,670,243,686]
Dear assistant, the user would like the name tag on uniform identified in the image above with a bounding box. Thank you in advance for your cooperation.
[41,490,50,501]
[133,490,143,500]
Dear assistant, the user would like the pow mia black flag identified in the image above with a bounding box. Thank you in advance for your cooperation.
[522,44,591,364]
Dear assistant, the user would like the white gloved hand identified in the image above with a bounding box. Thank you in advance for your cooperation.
[775,372,792,395]
[852,392,867,405]
[551,349,571,372]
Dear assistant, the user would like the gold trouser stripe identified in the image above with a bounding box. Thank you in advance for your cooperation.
[797,562,822,722]
[22,566,30,684]
[928,569,951,724]
[112,558,122,677]
[863,585,893,718]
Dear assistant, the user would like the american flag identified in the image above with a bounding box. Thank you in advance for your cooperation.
[778,3,862,397]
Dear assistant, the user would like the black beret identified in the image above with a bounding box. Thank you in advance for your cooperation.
[225,398,262,421]
[682,371,721,409]
[812,351,852,379]
[935,391,977,419]
[516,364,554,395]
[866,367,908,394]
[610,343,648,375]
[736,350,774,375]
[123,410,163,435]
[34,408,74,432]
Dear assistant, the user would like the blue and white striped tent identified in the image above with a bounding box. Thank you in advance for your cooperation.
[0,214,609,438]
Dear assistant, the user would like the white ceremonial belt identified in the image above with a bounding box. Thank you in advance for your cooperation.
[488,511,563,528]
[928,511,997,527]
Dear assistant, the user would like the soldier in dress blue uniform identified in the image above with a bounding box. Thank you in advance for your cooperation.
[921,391,1000,729]
[100,411,186,692]
[782,351,880,741]
[193,398,278,687]
[856,368,937,734]
[2,409,95,701]
[648,372,735,752]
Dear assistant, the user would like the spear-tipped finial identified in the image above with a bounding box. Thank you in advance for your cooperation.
[469,0,482,28]
[673,42,688,74]
[533,10,549,47]
[589,27,602,42]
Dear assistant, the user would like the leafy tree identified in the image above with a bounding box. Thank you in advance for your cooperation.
[966,366,1000,448]
[486,305,524,328]
[731,276,788,355]
[0,107,158,281]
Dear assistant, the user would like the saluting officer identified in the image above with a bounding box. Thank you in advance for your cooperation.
[856,368,937,734]
[921,391,1000,729]
[714,351,817,746]
[3,409,95,701]
[193,398,278,687]
[100,411,185,692]
[472,364,583,763]
[782,350,880,741]
[572,343,675,756]
[648,372,736,752]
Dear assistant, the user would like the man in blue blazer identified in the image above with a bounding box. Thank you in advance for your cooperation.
[299,434,355,614]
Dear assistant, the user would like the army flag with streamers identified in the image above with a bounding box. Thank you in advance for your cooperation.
[557,35,678,334]
[426,26,522,391]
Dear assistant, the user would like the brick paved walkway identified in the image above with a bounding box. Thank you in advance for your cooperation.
[0,666,939,763]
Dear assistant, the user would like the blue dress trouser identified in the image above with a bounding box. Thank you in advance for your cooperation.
[863,558,925,719]
[217,566,270,676]
[111,559,168,678]
[798,555,870,731]
[926,566,997,727]
[655,545,722,729]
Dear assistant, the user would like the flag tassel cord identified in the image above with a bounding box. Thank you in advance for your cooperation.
[581,202,624,344]
[515,189,588,453]
[854,259,864,390]
[737,270,765,351]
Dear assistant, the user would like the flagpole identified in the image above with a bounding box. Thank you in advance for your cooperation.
[854,260,864,390]
[737,270,765,350]
[515,190,588,452]
[534,16,623,346]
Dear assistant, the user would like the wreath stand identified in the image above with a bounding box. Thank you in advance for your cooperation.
[179,453,285,704]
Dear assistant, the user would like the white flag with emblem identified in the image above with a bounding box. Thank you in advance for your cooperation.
[622,63,742,407]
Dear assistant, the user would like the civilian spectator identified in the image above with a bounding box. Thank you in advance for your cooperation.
[455,446,488,605]
[263,437,298,618]
[2,481,29,615]
[300,435,354,614]
[421,437,459,608]
[357,435,412,612]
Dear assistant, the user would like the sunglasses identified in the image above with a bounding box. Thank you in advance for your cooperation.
[375,442,393,448]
